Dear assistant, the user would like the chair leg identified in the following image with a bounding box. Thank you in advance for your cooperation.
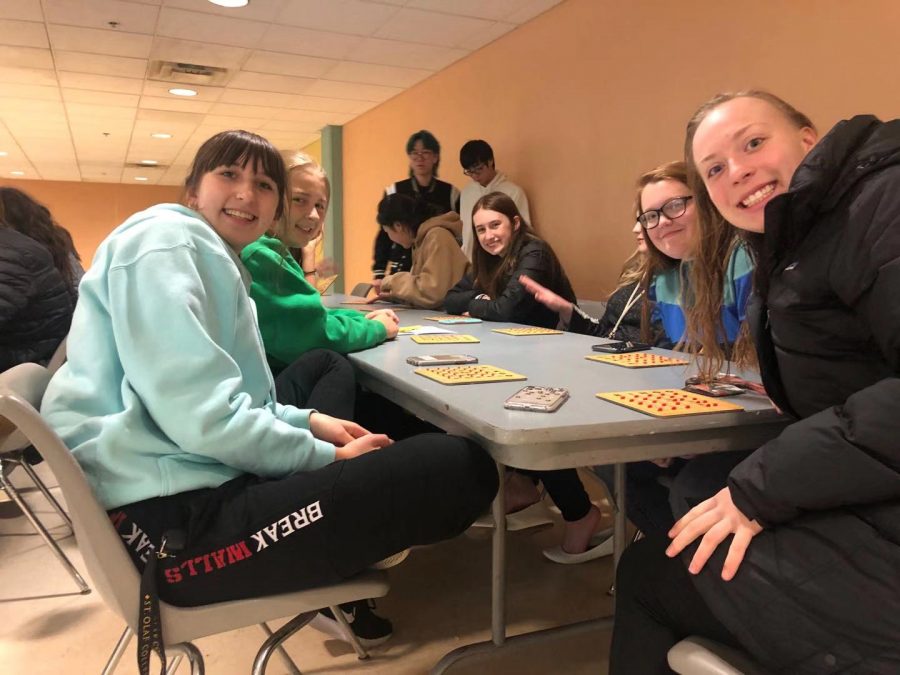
[101,626,132,675]
[164,654,183,675]
[252,612,316,675]
[328,605,371,660]
[258,622,303,675]
[19,458,74,530]
[0,461,90,593]
[167,643,204,675]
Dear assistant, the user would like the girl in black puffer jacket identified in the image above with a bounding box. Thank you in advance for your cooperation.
[611,90,900,675]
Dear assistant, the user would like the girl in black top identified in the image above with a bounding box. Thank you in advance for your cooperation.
[444,192,575,328]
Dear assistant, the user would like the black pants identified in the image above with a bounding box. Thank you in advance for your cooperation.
[626,450,752,536]
[274,348,356,419]
[609,535,742,674]
[110,348,499,606]
[519,468,592,522]
[112,434,497,606]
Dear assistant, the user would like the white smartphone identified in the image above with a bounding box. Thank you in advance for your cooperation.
[406,354,479,366]
[503,386,570,413]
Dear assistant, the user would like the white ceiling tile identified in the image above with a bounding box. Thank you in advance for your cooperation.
[0,19,49,48]
[268,109,349,125]
[142,81,224,101]
[259,118,328,133]
[55,51,148,78]
[150,37,249,71]
[66,102,137,120]
[506,0,564,24]
[207,102,277,118]
[156,8,268,49]
[324,60,431,87]
[161,0,288,23]
[79,162,123,181]
[44,0,160,34]
[375,7,494,48]
[58,71,143,94]
[346,37,467,70]
[3,125,72,141]
[260,24,364,60]
[0,45,54,69]
[48,24,153,58]
[406,0,523,21]
[140,95,213,114]
[1,83,60,101]
[0,1,43,22]
[0,66,57,86]
[0,97,66,116]
[453,21,515,51]
[18,142,77,162]
[218,89,373,113]
[196,114,268,128]
[38,165,82,181]
[227,71,316,95]
[62,88,140,107]
[276,0,399,36]
[243,50,337,79]
[303,78,401,102]
[75,141,129,162]
[135,108,205,125]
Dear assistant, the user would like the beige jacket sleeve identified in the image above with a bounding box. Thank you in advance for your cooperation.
[381,227,469,309]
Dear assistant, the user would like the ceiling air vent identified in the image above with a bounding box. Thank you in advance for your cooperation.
[148,60,229,87]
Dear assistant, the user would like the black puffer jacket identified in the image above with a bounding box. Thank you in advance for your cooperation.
[444,239,576,328]
[684,117,900,674]
[0,228,75,371]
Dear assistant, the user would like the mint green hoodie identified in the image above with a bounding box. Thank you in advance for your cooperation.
[41,204,336,510]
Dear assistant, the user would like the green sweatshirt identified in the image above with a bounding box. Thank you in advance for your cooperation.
[242,235,387,372]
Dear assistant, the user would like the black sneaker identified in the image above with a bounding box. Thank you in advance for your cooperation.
[310,599,393,648]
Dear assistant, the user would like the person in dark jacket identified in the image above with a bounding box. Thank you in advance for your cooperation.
[0,188,81,371]
[444,191,576,328]
[610,90,900,674]
[371,130,460,292]
[445,192,610,562]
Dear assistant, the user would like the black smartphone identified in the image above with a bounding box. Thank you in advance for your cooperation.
[592,341,651,354]
[683,383,745,398]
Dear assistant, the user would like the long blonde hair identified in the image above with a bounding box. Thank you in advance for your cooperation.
[683,90,815,379]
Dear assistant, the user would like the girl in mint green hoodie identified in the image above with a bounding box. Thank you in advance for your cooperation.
[40,131,497,626]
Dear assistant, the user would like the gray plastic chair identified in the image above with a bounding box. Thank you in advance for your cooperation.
[668,637,771,675]
[350,282,373,297]
[0,363,389,674]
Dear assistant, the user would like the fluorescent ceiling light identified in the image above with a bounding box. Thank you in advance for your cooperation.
[209,0,249,6]
[151,133,172,139]
[168,88,198,97]
[0,151,8,157]
[140,160,158,165]
[11,170,25,176]
[135,176,149,181]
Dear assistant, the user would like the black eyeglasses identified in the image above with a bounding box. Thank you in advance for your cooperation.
[463,163,487,176]
[636,196,693,229]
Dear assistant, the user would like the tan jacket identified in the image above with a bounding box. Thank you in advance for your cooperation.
[381,212,469,309]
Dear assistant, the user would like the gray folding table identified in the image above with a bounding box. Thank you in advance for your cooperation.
[324,297,787,671]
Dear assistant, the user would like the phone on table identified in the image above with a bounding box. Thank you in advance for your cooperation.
[406,354,478,366]
[592,340,651,353]
[504,386,570,413]
[683,382,745,398]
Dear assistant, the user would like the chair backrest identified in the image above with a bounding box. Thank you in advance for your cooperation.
[47,336,68,374]
[350,282,373,298]
[0,363,140,626]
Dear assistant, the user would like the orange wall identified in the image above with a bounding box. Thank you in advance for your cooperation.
[1,179,182,266]
[342,0,900,299]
